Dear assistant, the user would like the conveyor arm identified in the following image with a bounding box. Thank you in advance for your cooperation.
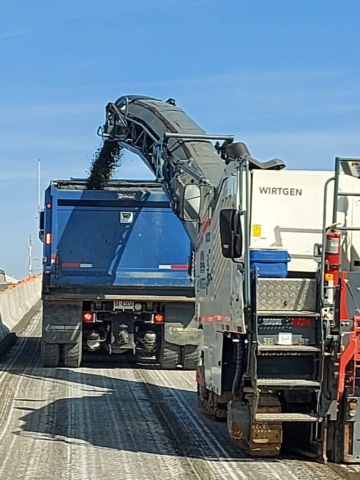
[97,95,285,244]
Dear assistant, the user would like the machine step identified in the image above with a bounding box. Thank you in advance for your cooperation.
[255,412,320,422]
[257,310,320,317]
[257,378,320,388]
[258,345,321,353]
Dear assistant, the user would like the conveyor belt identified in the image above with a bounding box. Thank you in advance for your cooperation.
[99,95,285,244]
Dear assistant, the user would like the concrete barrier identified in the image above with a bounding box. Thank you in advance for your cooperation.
[0,274,42,343]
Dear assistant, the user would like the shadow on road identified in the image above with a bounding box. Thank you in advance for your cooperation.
[1,335,260,463]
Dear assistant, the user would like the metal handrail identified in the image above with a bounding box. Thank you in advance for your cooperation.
[321,156,360,306]
[320,177,335,307]
[244,157,251,307]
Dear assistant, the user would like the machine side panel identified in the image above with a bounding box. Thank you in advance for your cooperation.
[197,168,246,392]
[257,279,317,312]
[250,170,356,272]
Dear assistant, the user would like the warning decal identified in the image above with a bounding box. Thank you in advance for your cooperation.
[120,212,133,224]
[252,224,261,237]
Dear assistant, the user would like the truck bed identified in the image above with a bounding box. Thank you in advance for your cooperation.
[43,180,193,290]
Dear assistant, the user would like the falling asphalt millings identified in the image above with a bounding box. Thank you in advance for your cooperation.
[87,140,122,189]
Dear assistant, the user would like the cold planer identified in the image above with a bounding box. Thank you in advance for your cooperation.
[97,95,360,463]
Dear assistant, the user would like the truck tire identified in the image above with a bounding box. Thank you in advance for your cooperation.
[63,341,82,368]
[158,342,180,369]
[41,341,60,368]
[183,345,200,370]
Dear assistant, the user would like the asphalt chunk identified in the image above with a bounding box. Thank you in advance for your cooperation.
[87,140,122,189]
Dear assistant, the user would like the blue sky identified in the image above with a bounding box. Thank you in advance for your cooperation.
[1,0,360,277]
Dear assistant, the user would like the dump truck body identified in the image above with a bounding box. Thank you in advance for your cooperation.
[39,179,200,369]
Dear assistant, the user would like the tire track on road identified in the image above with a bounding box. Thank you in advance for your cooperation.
[0,308,353,480]
[84,365,199,480]
[0,311,45,480]
[141,369,347,480]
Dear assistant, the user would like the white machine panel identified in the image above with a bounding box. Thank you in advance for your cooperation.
[250,170,360,272]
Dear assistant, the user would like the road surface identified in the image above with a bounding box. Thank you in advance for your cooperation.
[0,308,359,479]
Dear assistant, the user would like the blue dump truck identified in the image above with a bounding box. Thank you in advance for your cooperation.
[38,179,201,369]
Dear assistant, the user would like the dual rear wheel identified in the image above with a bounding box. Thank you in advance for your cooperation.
[157,342,200,370]
[41,340,82,368]
[42,338,199,370]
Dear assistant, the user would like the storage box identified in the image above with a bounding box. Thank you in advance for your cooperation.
[250,248,290,279]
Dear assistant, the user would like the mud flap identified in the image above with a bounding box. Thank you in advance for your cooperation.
[42,300,82,344]
[164,302,201,346]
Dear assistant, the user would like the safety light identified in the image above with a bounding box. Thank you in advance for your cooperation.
[292,318,311,327]
[45,233,52,245]
[46,203,52,209]
[83,312,94,323]
[154,313,165,324]
[349,399,357,410]
[349,399,358,417]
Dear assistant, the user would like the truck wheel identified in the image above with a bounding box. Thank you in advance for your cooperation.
[41,341,60,368]
[158,342,180,369]
[183,345,201,370]
[63,341,82,368]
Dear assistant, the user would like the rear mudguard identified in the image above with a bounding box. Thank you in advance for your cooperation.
[163,302,201,346]
[42,299,82,344]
